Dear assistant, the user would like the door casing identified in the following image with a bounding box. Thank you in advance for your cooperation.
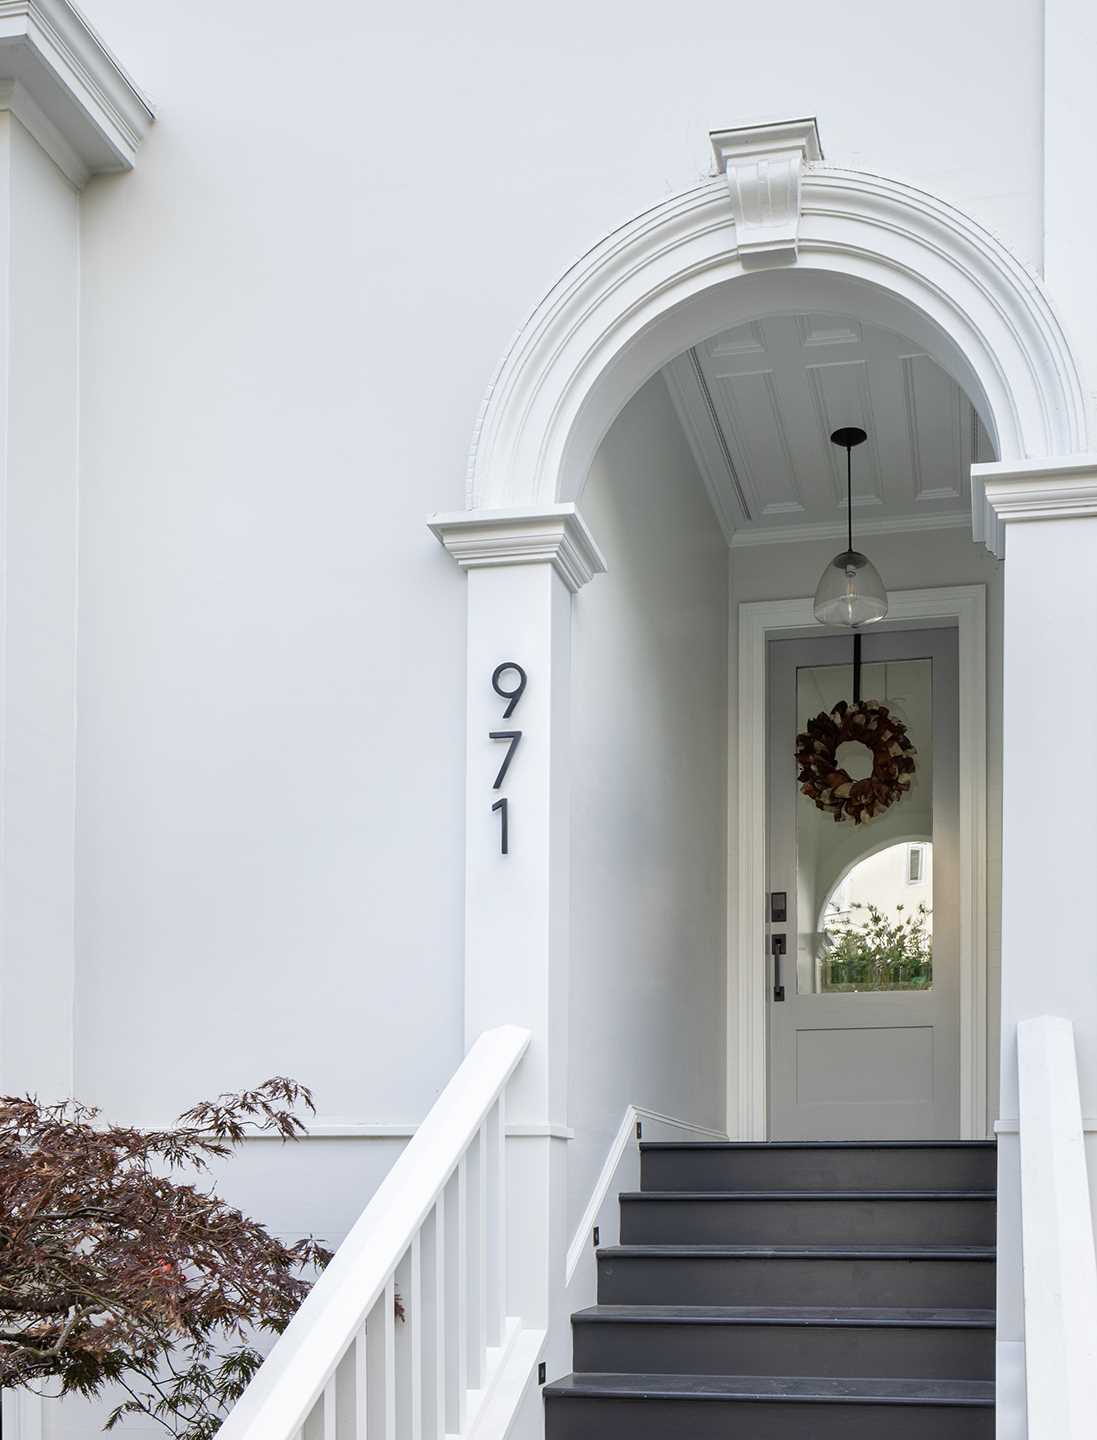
[728,585,988,1141]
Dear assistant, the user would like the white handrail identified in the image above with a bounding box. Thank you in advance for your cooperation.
[217,1024,531,1440]
[1017,1015,1097,1438]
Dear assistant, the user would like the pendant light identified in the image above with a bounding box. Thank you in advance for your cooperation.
[813,427,889,628]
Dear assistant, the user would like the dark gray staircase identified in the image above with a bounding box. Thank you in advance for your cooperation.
[545,1140,996,1438]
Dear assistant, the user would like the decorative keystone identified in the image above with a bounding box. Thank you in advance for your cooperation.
[427,504,606,593]
[709,117,823,265]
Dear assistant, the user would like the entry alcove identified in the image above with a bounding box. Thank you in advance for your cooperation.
[565,299,1004,1226]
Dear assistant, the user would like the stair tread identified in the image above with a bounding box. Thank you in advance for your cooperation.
[572,1304,996,1327]
[625,1189,996,1200]
[545,1372,996,1404]
[640,1140,997,1150]
[600,1244,996,1258]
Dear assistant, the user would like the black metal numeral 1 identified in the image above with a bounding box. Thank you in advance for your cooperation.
[491,662,527,719]
[489,730,522,789]
[491,797,509,855]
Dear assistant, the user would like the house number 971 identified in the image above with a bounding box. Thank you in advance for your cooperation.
[490,662,526,855]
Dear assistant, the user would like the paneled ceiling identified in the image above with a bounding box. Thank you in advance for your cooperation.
[661,314,996,546]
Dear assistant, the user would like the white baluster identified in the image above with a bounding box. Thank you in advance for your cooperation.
[323,1378,337,1440]
[384,1278,397,1440]
[486,1093,505,1348]
[443,1160,468,1433]
[366,1284,396,1440]
[475,1121,488,1376]
[429,1194,446,1440]
[409,1232,423,1439]
[354,1327,368,1440]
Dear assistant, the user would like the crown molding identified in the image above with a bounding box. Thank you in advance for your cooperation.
[972,454,1097,557]
[428,504,607,593]
[709,117,822,265]
[0,0,152,186]
[729,510,972,549]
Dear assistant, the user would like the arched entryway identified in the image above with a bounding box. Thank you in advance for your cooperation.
[427,121,1090,1385]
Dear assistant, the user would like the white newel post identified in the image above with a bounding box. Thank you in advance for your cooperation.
[429,505,605,1372]
[973,456,1097,1433]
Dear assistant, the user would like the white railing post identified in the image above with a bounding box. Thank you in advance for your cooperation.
[1018,1015,1097,1438]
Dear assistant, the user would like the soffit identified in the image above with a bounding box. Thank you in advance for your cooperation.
[662,312,996,547]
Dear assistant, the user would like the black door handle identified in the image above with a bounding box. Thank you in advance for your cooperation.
[771,933,786,1002]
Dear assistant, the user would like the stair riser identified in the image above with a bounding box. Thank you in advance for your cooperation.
[620,1197,995,1247]
[642,1147,997,1193]
[545,1396,993,1439]
[598,1255,995,1309]
[572,1320,995,1381]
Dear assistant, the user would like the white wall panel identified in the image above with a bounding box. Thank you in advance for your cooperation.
[567,376,728,1231]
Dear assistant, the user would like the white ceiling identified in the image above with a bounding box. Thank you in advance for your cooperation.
[662,313,996,547]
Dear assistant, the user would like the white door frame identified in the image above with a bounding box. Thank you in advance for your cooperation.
[729,584,988,1141]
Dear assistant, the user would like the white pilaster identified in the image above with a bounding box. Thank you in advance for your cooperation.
[976,456,1097,1429]
[429,505,604,1365]
[0,7,149,1099]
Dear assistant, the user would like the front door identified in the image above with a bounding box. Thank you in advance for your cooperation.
[766,627,960,1140]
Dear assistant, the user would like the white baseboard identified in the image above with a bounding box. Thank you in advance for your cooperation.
[996,1339,1027,1439]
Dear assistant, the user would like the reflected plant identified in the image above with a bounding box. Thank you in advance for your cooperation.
[823,901,933,991]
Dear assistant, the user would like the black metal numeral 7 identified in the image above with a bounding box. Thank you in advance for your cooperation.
[489,730,522,789]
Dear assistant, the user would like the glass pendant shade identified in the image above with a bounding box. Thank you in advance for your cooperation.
[813,548,889,628]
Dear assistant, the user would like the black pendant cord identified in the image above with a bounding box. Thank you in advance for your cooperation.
[846,438,860,703]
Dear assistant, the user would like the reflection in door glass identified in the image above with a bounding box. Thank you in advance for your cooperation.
[795,659,933,995]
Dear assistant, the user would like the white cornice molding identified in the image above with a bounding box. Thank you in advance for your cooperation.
[709,117,822,265]
[972,454,1097,557]
[428,504,607,593]
[0,0,152,186]
[729,510,972,549]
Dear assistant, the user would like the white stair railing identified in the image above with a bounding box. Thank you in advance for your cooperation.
[217,1024,531,1440]
[1017,1014,1097,1438]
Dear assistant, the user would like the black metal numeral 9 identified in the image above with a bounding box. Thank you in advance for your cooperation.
[491,662,527,719]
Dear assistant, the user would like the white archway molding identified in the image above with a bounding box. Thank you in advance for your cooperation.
[468,167,1087,511]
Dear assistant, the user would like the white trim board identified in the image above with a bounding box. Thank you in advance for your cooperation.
[565,1105,727,1285]
[729,585,989,1141]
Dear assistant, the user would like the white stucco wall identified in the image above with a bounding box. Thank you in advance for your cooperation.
[567,376,728,1231]
[64,0,1037,1142]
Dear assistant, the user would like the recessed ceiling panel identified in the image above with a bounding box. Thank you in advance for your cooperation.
[661,311,990,544]
[902,353,964,503]
[710,369,803,517]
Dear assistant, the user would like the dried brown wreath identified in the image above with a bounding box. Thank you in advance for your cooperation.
[795,699,917,824]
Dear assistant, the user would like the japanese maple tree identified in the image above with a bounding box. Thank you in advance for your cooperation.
[0,1078,332,1438]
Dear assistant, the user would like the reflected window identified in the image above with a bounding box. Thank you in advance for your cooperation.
[817,842,933,992]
